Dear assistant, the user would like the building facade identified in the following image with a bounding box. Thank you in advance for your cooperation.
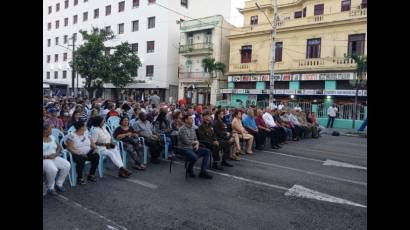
[222,0,367,108]
[177,15,233,105]
[43,0,242,100]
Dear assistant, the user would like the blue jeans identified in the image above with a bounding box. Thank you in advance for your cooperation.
[283,127,293,141]
[180,147,210,172]
[160,134,172,153]
[358,117,367,131]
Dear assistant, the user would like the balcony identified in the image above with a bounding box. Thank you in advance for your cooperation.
[275,57,357,72]
[179,43,213,55]
[276,8,367,30]
[178,72,211,83]
[229,63,262,73]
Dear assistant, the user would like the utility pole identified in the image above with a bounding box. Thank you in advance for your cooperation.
[71,35,76,97]
[269,0,278,106]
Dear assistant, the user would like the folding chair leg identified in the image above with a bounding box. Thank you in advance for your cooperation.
[164,144,168,160]
[98,156,104,178]
[143,146,149,165]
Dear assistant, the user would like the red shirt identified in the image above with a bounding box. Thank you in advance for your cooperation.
[255,116,267,128]
[178,98,187,106]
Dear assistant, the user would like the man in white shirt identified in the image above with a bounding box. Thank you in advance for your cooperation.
[262,108,285,146]
[326,104,338,128]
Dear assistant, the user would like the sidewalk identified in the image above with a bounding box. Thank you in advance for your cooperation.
[321,127,367,137]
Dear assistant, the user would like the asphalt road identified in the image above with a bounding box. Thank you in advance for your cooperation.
[43,134,367,230]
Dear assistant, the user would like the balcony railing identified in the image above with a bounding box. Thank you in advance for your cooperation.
[178,72,211,83]
[275,57,357,71]
[229,63,259,72]
[179,43,213,53]
[276,8,367,29]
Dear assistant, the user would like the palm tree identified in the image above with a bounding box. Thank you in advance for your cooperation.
[202,57,226,105]
[349,54,367,129]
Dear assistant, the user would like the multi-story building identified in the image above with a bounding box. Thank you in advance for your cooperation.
[222,0,367,108]
[43,0,243,101]
[177,16,234,105]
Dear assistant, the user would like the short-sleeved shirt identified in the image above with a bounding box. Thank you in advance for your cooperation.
[90,127,111,144]
[67,132,91,155]
[113,126,138,139]
[43,135,58,156]
[242,115,257,130]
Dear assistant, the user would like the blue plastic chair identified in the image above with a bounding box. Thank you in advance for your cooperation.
[107,116,120,130]
[160,133,170,160]
[51,128,65,142]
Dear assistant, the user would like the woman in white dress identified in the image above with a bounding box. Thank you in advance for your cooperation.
[90,116,132,178]
[43,123,70,195]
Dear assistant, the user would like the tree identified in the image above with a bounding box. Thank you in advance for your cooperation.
[107,42,141,100]
[349,54,367,129]
[201,57,226,105]
[70,27,114,97]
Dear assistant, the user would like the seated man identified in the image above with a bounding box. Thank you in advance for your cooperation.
[242,108,266,150]
[198,111,231,170]
[295,110,312,138]
[262,108,286,145]
[178,114,213,179]
[255,109,281,149]
[133,112,162,164]
[287,110,305,140]
[273,109,292,143]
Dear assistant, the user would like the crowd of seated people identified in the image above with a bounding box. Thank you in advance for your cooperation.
[43,96,322,194]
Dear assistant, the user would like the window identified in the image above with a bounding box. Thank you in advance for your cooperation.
[47,55,51,63]
[63,71,67,79]
[148,0,156,4]
[294,11,302,19]
[148,17,155,29]
[132,20,139,31]
[250,15,258,25]
[56,3,60,11]
[146,65,154,77]
[133,0,139,8]
[105,26,111,33]
[64,35,68,44]
[240,45,252,63]
[55,54,59,62]
[303,7,306,17]
[64,18,68,26]
[63,53,68,61]
[48,22,51,30]
[74,0,78,6]
[118,23,125,34]
[147,41,155,53]
[119,1,125,12]
[94,9,99,18]
[48,6,52,14]
[83,12,88,21]
[341,0,351,11]
[55,20,59,29]
[181,0,188,8]
[306,38,321,58]
[54,71,58,79]
[73,15,78,24]
[46,72,50,79]
[47,39,51,47]
[131,43,138,53]
[361,0,367,8]
[275,42,283,62]
[348,34,365,56]
[314,4,324,16]
[65,0,68,8]
[55,37,59,45]
[106,5,111,15]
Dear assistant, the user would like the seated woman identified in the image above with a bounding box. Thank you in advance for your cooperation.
[113,117,146,170]
[90,116,132,178]
[66,111,82,131]
[153,108,173,157]
[231,110,254,155]
[211,110,235,165]
[43,123,71,195]
[66,121,100,185]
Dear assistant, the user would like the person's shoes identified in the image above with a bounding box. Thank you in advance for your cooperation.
[275,144,282,148]
[255,147,264,151]
[77,178,86,185]
[199,171,213,179]
[212,163,224,171]
[221,161,233,167]
[271,145,280,150]
[87,175,97,182]
[118,168,130,178]
[47,189,58,196]
[187,170,196,178]
[151,158,161,164]
[122,167,132,176]
[246,152,254,155]
[229,156,240,161]
[132,164,146,170]
[55,185,66,193]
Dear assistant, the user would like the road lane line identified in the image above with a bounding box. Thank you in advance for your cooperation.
[105,172,158,189]
[259,150,324,163]
[55,195,128,230]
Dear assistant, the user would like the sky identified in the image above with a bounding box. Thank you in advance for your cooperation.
[229,0,246,27]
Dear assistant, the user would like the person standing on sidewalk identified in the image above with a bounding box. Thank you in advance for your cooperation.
[326,104,338,128]
[358,117,367,132]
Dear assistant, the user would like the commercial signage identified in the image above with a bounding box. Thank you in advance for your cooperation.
[220,88,367,96]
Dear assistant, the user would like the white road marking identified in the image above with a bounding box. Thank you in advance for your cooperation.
[107,225,120,230]
[279,146,367,159]
[105,172,158,189]
[173,161,366,208]
[239,158,367,186]
[56,194,128,230]
[323,159,367,170]
[260,150,324,163]
[285,185,367,208]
